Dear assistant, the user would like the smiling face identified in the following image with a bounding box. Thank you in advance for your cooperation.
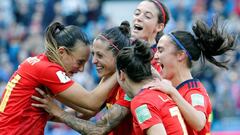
[154,35,179,80]
[91,39,116,78]
[132,1,162,41]
[61,40,90,76]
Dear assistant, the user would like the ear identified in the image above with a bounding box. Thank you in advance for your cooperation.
[119,70,126,81]
[156,23,165,33]
[58,47,67,57]
[177,51,187,62]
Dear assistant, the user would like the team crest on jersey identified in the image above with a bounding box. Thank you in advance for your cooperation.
[124,94,132,101]
[135,104,152,124]
[191,94,204,107]
[56,71,71,83]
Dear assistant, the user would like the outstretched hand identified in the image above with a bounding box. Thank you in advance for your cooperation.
[32,88,64,117]
[143,78,176,95]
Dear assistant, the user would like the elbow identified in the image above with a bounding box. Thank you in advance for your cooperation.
[194,119,206,131]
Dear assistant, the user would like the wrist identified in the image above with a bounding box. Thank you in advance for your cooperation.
[54,109,66,120]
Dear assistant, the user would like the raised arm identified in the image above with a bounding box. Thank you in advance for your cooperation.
[56,73,117,111]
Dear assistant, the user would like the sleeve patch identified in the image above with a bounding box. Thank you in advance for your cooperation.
[191,94,204,107]
[124,94,132,101]
[135,104,152,124]
[56,71,71,83]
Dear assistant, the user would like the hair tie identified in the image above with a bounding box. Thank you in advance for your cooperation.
[152,0,166,24]
[99,35,119,51]
[58,24,65,31]
[168,33,192,60]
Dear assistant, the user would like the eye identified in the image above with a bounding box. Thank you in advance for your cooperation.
[134,9,140,16]
[97,53,103,59]
[157,47,163,53]
[77,60,85,66]
[144,13,153,19]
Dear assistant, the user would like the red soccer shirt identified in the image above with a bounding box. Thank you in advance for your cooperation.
[0,54,74,135]
[105,85,133,135]
[131,89,188,135]
[176,79,212,135]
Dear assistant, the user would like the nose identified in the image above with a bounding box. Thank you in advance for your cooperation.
[154,52,160,61]
[92,55,97,64]
[134,14,143,22]
[78,65,84,72]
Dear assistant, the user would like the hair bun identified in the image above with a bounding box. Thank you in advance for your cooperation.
[133,39,153,63]
[119,21,131,38]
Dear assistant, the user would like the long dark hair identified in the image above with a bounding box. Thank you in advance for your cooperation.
[117,39,153,82]
[169,18,236,70]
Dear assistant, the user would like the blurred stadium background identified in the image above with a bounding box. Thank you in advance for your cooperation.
[0,0,239,134]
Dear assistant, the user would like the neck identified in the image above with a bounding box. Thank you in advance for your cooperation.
[128,79,152,97]
[170,67,192,88]
[147,38,156,46]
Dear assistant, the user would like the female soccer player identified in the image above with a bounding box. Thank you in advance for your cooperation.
[0,22,117,135]
[150,18,235,134]
[132,0,169,73]
[116,39,188,135]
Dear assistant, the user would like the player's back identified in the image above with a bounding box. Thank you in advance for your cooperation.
[131,89,188,135]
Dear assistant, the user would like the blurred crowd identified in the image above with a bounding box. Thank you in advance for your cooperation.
[0,0,239,134]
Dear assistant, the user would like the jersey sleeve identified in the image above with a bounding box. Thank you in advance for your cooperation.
[115,88,131,108]
[131,101,163,131]
[184,89,208,115]
[39,65,74,95]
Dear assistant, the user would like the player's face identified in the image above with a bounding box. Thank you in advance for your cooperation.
[132,1,160,41]
[92,39,116,78]
[154,35,178,80]
[62,41,90,76]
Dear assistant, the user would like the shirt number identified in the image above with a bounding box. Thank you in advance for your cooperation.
[0,74,21,112]
[169,106,188,135]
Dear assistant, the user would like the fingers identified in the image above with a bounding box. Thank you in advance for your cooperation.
[31,95,46,103]
[31,103,46,108]
[35,88,47,97]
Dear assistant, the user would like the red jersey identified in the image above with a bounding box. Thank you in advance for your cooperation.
[176,79,212,135]
[0,54,74,135]
[131,89,188,135]
[105,85,133,135]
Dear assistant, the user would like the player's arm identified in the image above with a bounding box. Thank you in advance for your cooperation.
[58,101,97,119]
[32,90,129,135]
[58,104,129,135]
[170,90,206,131]
[144,80,206,131]
[56,73,117,112]
[146,123,167,135]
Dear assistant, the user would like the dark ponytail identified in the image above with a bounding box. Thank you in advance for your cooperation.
[192,18,235,70]
[117,39,153,82]
[169,18,235,69]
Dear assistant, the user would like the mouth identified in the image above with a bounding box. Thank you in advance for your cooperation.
[160,64,164,70]
[96,66,103,73]
[133,24,143,31]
